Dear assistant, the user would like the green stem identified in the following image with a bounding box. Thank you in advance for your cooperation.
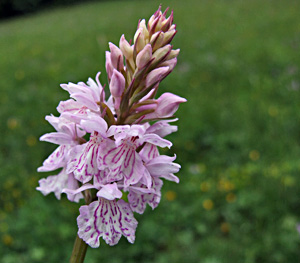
[70,189,93,263]
[69,234,88,263]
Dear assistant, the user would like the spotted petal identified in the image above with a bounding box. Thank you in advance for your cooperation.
[128,178,162,214]
[139,143,159,161]
[103,143,144,187]
[80,115,108,136]
[36,169,68,199]
[38,145,69,172]
[146,119,178,138]
[142,134,172,148]
[146,155,180,183]
[77,198,137,247]
[67,138,102,184]
[66,173,84,202]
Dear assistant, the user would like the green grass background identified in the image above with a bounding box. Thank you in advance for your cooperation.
[1,0,300,262]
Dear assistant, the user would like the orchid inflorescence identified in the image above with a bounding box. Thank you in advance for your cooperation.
[37,6,186,248]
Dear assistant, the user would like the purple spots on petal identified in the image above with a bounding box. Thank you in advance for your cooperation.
[77,199,137,246]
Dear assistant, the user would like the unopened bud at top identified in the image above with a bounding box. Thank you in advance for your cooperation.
[160,10,174,32]
[145,66,169,88]
[134,29,146,54]
[160,57,177,72]
[136,44,152,69]
[105,51,114,80]
[137,19,149,41]
[119,35,133,60]
[110,69,125,110]
[110,69,125,98]
[161,29,177,46]
[152,44,172,65]
[166,48,180,60]
[150,31,164,51]
[109,42,124,72]
[148,6,174,34]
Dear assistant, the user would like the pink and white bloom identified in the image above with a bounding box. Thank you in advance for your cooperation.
[37,169,83,202]
[37,6,186,248]
[38,115,86,172]
[100,124,172,187]
[60,72,104,112]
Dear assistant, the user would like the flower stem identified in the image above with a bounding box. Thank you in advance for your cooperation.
[70,189,93,263]
[69,234,88,263]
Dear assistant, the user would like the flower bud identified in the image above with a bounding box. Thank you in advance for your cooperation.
[136,44,152,69]
[147,14,155,30]
[161,10,174,32]
[109,42,124,71]
[145,93,186,119]
[166,48,180,60]
[105,51,114,80]
[138,19,149,41]
[149,16,161,35]
[110,69,125,110]
[162,29,177,46]
[119,34,133,60]
[134,29,146,54]
[145,66,169,88]
[160,57,177,72]
[148,6,162,32]
[134,100,157,113]
[110,69,125,98]
[152,44,172,65]
[169,24,176,31]
[150,31,164,51]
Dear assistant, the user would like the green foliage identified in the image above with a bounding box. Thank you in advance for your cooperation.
[1,0,300,262]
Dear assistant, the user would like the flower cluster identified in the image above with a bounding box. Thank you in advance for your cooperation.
[37,6,186,247]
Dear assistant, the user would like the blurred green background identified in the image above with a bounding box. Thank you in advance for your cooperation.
[1,0,300,262]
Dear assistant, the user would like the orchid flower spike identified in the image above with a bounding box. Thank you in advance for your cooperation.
[37,5,186,254]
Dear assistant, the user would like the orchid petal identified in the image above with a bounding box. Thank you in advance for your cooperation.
[71,92,99,112]
[63,183,95,196]
[139,143,160,161]
[38,145,69,172]
[66,174,84,202]
[40,132,72,145]
[45,115,60,131]
[146,119,178,138]
[128,178,162,214]
[94,168,110,187]
[96,183,123,200]
[80,116,108,136]
[57,99,82,114]
[67,139,103,184]
[146,155,180,183]
[36,169,68,200]
[103,144,144,187]
[77,199,137,247]
[142,134,172,148]
[107,125,130,138]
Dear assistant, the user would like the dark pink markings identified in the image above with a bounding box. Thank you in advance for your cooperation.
[69,136,104,183]
[77,199,137,247]
[128,178,163,214]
